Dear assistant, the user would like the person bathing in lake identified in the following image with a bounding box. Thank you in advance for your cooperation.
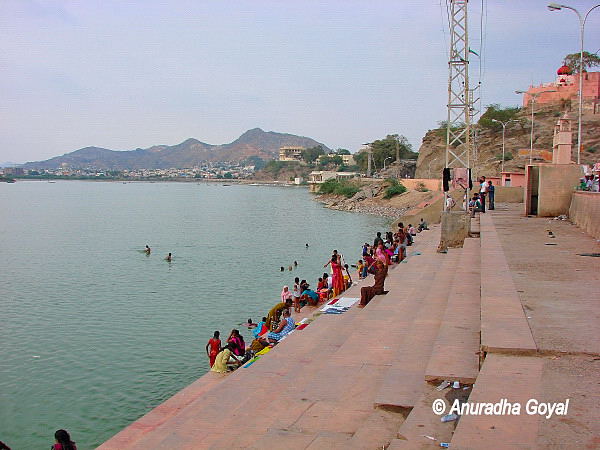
[144,245,151,255]
[206,331,221,368]
[165,252,172,262]
[51,429,77,450]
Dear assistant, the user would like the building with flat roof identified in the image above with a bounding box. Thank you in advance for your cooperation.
[278,146,305,162]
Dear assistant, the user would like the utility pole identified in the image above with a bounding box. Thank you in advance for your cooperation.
[395,135,400,163]
[445,0,471,173]
[439,0,472,251]
[444,0,472,210]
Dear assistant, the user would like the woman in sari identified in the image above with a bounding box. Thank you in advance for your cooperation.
[227,329,245,357]
[375,242,389,266]
[211,344,241,373]
[280,285,292,302]
[359,259,388,307]
[330,255,345,298]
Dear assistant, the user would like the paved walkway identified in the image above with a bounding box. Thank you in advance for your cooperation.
[98,204,600,449]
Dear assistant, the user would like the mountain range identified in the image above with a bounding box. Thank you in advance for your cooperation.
[21,128,328,170]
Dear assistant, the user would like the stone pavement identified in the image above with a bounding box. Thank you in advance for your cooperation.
[99,204,599,449]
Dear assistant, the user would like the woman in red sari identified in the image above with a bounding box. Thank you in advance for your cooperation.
[330,255,345,297]
[205,331,221,368]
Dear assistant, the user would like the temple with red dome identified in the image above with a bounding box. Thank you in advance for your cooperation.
[521,65,600,112]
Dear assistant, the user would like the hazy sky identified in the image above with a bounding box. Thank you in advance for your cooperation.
[1,0,598,163]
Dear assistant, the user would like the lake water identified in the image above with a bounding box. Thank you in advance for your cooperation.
[0,181,388,449]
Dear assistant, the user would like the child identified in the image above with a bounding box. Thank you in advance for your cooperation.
[357,260,365,279]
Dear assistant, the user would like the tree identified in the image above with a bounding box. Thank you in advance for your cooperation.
[355,134,416,172]
[335,148,351,155]
[301,145,325,163]
[563,51,600,73]
[478,104,522,130]
[245,155,266,170]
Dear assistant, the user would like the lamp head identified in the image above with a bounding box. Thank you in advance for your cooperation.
[547,3,562,11]
[515,90,525,94]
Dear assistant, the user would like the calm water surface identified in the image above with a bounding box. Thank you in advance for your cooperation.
[0,181,388,449]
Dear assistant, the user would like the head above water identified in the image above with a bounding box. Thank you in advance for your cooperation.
[294,277,300,283]
[54,429,73,446]
[213,330,220,338]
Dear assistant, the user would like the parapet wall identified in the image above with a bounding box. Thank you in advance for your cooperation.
[569,192,600,239]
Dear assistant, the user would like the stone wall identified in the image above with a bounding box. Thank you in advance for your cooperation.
[569,192,600,239]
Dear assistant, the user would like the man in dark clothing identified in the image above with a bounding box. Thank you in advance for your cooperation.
[487,180,495,210]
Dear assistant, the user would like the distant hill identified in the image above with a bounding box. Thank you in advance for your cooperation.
[22,128,328,170]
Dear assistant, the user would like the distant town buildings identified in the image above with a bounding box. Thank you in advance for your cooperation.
[0,162,256,180]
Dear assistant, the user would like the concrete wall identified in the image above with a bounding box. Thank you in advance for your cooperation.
[533,164,582,217]
[569,192,600,239]
[440,211,470,248]
[400,178,442,191]
[495,186,524,203]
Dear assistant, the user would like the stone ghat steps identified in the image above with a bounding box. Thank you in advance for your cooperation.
[374,249,461,410]
[99,229,447,449]
[479,214,536,355]
[424,236,481,384]
[450,354,542,449]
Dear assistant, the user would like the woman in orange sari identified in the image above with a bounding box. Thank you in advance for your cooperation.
[330,255,345,297]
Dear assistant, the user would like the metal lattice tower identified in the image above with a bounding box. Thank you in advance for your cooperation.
[445,0,471,170]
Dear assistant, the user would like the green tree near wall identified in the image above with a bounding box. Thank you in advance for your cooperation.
[562,51,600,73]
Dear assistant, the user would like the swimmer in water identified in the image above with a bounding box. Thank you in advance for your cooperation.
[144,245,151,255]
[165,253,172,262]
[306,243,309,248]
[280,266,284,272]
[294,261,298,267]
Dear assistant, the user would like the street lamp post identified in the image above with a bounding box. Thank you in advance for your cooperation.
[362,143,372,177]
[515,89,557,165]
[383,157,392,171]
[491,119,518,175]
[548,3,600,164]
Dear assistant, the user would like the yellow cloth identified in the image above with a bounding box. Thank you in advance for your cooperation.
[210,348,231,373]
[256,347,271,356]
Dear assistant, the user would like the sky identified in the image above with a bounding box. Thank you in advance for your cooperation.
[1,0,599,164]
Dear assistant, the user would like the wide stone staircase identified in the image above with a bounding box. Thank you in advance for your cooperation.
[99,212,540,449]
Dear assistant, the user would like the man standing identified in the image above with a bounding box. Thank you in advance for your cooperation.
[479,176,487,213]
[487,180,495,210]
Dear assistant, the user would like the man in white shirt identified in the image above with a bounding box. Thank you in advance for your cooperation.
[479,176,487,213]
